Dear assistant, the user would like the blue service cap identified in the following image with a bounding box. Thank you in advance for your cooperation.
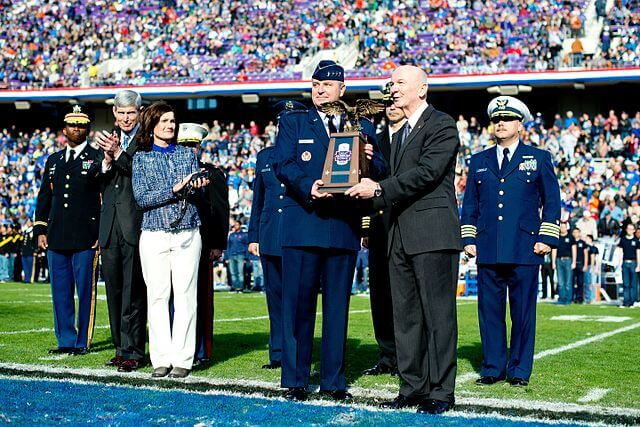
[312,60,344,82]
[487,96,532,122]
[273,99,307,119]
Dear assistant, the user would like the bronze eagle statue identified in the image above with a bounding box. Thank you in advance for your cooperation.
[318,99,385,132]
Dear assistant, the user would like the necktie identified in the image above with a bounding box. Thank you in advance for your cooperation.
[327,115,338,134]
[67,149,75,163]
[500,147,510,173]
[121,133,130,151]
[394,122,411,160]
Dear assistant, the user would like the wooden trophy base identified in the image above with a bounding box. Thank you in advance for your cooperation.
[317,131,369,194]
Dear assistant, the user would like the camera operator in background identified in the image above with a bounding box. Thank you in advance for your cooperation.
[131,102,209,379]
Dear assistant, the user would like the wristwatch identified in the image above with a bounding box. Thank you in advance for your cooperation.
[374,183,383,197]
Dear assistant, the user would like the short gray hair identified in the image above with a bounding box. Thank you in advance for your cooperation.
[113,90,142,110]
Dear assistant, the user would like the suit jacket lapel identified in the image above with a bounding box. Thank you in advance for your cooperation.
[309,109,329,149]
[394,105,433,171]
[501,142,525,178]
[485,146,499,177]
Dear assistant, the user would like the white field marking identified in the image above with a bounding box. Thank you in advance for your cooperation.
[215,309,371,323]
[578,388,610,403]
[457,322,640,385]
[0,310,372,336]
[551,315,632,323]
[38,355,69,361]
[0,295,106,304]
[534,322,640,360]
[0,366,638,421]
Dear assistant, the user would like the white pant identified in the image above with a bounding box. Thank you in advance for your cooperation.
[139,228,201,369]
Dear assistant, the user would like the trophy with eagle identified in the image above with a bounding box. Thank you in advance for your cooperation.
[317,99,385,193]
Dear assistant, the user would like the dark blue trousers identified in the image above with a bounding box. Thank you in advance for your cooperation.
[280,246,356,391]
[48,249,98,349]
[21,255,34,283]
[477,264,539,381]
[262,255,283,364]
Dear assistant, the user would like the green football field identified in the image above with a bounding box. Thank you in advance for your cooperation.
[1,281,639,423]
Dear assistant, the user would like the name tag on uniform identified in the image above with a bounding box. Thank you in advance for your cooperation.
[261,167,271,172]
[298,139,314,144]
[476,168,487,173]
[519,159,537,171]
[522,155,534,159]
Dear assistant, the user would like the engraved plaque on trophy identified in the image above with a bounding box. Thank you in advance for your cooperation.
[318,131,370,194]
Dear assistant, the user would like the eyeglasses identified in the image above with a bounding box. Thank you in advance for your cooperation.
[490,116,520,124]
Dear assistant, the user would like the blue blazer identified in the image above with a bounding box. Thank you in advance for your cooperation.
[248,147,285,257]
[460,142,561,265]
[273,108,386,250]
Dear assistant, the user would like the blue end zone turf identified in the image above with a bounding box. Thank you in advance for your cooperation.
[0,377,586,426]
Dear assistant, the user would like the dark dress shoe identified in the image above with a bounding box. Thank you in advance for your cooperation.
[118,359,143,372]
[48,347,74,355]
[362,363,397,376]
[70,347,88,355]
[151,367,171,378]
[283,387,308,401]
[475,376,503,385]
[261,361,281,369]
[168,367,191,378]
[508,377,529,387]
[105,356,124,367]
[320,390,353,401]
[379,394,423,409]
[417,399,454,415]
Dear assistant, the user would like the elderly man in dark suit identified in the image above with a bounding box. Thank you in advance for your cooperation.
[361,84,406,377]
[94,90,147,372]
[346,65,461,415]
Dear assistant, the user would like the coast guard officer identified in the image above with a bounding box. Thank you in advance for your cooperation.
[461,96,561,387]
[273,61,386,401]
[248,101,305,370]
[34,105,102,355]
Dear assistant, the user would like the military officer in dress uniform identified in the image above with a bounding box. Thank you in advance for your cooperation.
[248,101,305,370]
[34,105,102,355]
[461,96,561,387]
[272,61,386,401]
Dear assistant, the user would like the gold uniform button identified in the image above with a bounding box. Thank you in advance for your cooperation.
[115,184,119,189]
[499,190,504,195]
[277,208,283,213]
[527,172,531,176]
[526,179,530,183]
[279,195,284,200]
[500,178,505,183]
[531,231,535,235]
[64,194,69,198]
[65,184,69,188]
[498,203,503,208]
[498,215,503,221]
[66,175,70,179]
[280,183,285,188]
[64,203,68,208]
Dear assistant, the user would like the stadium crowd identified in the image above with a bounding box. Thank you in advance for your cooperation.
[1,0,639,89]
[2,106,640,305]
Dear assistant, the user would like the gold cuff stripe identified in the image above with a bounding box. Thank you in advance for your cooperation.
[461,232,477,238]
[33,221,48,227]
[539,226,560,233]
[539,231,560,238]
[541,222,560,229]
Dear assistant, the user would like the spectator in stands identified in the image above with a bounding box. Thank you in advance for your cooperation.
[226,220,248,292]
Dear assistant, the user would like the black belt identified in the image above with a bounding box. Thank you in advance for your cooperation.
[623,260,637,263]
[559,256,571,260]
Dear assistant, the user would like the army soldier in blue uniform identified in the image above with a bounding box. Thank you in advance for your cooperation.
[461,96,561,387]
[273,61,386,401]
[34,105,102,355]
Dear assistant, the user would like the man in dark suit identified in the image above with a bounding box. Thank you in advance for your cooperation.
[346,65,462,414]
[362,84,406,376]
[461,96,561,387]
[273,60,386,402]
[34,105,102,355]
[94,90,147,372]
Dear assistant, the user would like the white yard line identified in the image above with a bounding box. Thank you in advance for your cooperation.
[458,322,640,384]
[0,365,637,420]
[578,388,610,403]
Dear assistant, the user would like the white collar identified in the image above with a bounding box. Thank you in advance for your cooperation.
[67,141,88,156]
[498,140,519,156]
[122,124,140,139]
[406,101,429,130]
